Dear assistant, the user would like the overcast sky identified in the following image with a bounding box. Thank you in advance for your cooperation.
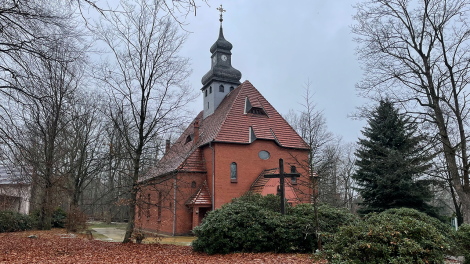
[175,0,368,144]
[100,0,368,143]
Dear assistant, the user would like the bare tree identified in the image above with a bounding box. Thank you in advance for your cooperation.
[94,0,197,242]
[353,0,470,224]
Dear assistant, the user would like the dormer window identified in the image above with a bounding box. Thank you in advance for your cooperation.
[185,134,194,144]
[249,127,256,143]
[230,86,234,92]
[248,107,266,115]
[219,85,224,92]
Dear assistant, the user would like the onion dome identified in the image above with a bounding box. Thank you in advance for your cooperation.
[210,27,233,53]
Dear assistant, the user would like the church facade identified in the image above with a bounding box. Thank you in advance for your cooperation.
[136,21,312,236]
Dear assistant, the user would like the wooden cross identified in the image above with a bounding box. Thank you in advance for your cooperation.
[264,158,300,215]
[216,4,226,23]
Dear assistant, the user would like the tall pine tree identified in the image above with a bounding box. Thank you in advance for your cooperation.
[353,100,436,216]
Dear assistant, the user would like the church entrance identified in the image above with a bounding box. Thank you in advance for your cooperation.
[198,207,210,225]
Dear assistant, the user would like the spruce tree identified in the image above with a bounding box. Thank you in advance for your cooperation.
[353,100,436,216]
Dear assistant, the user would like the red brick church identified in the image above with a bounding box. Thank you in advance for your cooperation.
[136,17,312,236]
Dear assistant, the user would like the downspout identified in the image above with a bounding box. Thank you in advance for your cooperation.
[173,177,176,236]
[209,141,215,211]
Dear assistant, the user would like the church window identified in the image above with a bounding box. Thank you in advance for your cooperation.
[219,85,224,92]
[230,86,234,92]
[191,181,196,188]
[157,191,162,222]
[147,194,151,220]
[258,150,270,160]
[209,86,212,94]
[205,89,207,97]
[231,162,237,182]
[291,166,297,185]
[207,102,209,109]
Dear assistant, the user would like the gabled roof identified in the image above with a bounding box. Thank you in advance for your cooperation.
[141,80,308,181]
[186,181,212,206]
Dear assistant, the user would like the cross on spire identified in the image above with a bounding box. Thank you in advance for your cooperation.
[217,4,226,25]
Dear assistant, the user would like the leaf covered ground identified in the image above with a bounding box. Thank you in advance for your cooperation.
[0,229,325,263]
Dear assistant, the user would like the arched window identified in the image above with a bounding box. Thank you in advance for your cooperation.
[231,162,237,182]
[219,85,224,92]
[209,86,212,94]
[230,86,234,92]
[191,181,196,188]
[205,89,207,97]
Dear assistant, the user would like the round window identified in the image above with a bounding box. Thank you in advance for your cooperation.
[258,150,270,160]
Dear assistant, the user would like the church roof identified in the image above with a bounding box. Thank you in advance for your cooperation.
[186,181,212,206]
[141,80,308,182]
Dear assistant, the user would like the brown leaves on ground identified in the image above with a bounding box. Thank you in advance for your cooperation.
[0,229,326,263]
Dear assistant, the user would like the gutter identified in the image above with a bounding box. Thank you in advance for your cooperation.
[209,141,215,211]
[173,177,176,236]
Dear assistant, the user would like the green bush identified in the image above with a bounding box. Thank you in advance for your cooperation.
[30,207,67,229]
[455,224,470,264]
[52,207,67,228]
[192,193,357,254]
[290,203,359,240]
[0,210,33,232]
[323,208,450,264]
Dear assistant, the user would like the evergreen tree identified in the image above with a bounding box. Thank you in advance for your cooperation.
[353,100,436,216]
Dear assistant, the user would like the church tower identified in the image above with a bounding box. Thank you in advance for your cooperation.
[201,6,242,119]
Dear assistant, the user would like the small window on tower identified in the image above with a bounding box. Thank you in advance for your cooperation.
[210,86,212,94]
[207,102,209,109]
[230,86,234,92]
[219,85,224,92]
[205,89,207,97]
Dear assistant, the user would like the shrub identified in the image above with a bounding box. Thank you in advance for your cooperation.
[0,210,33,232]
[290,203,359,238]
[233,192,291,213]
[52,207,67,228]
[65,206,88,232]
[455,224,470,264]
[192,200,315,254]
[30,207,68,229]
[323,208,450,264]
[192,194,357,254]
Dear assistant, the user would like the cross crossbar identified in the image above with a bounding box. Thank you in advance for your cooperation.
[264,158,299,215]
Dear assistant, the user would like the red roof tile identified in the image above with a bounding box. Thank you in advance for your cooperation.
[141,81,308,181]
[186,181,212,206]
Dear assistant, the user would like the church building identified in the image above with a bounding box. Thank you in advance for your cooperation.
[136,13,312,236]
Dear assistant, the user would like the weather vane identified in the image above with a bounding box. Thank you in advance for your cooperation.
[216,4,226,25]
